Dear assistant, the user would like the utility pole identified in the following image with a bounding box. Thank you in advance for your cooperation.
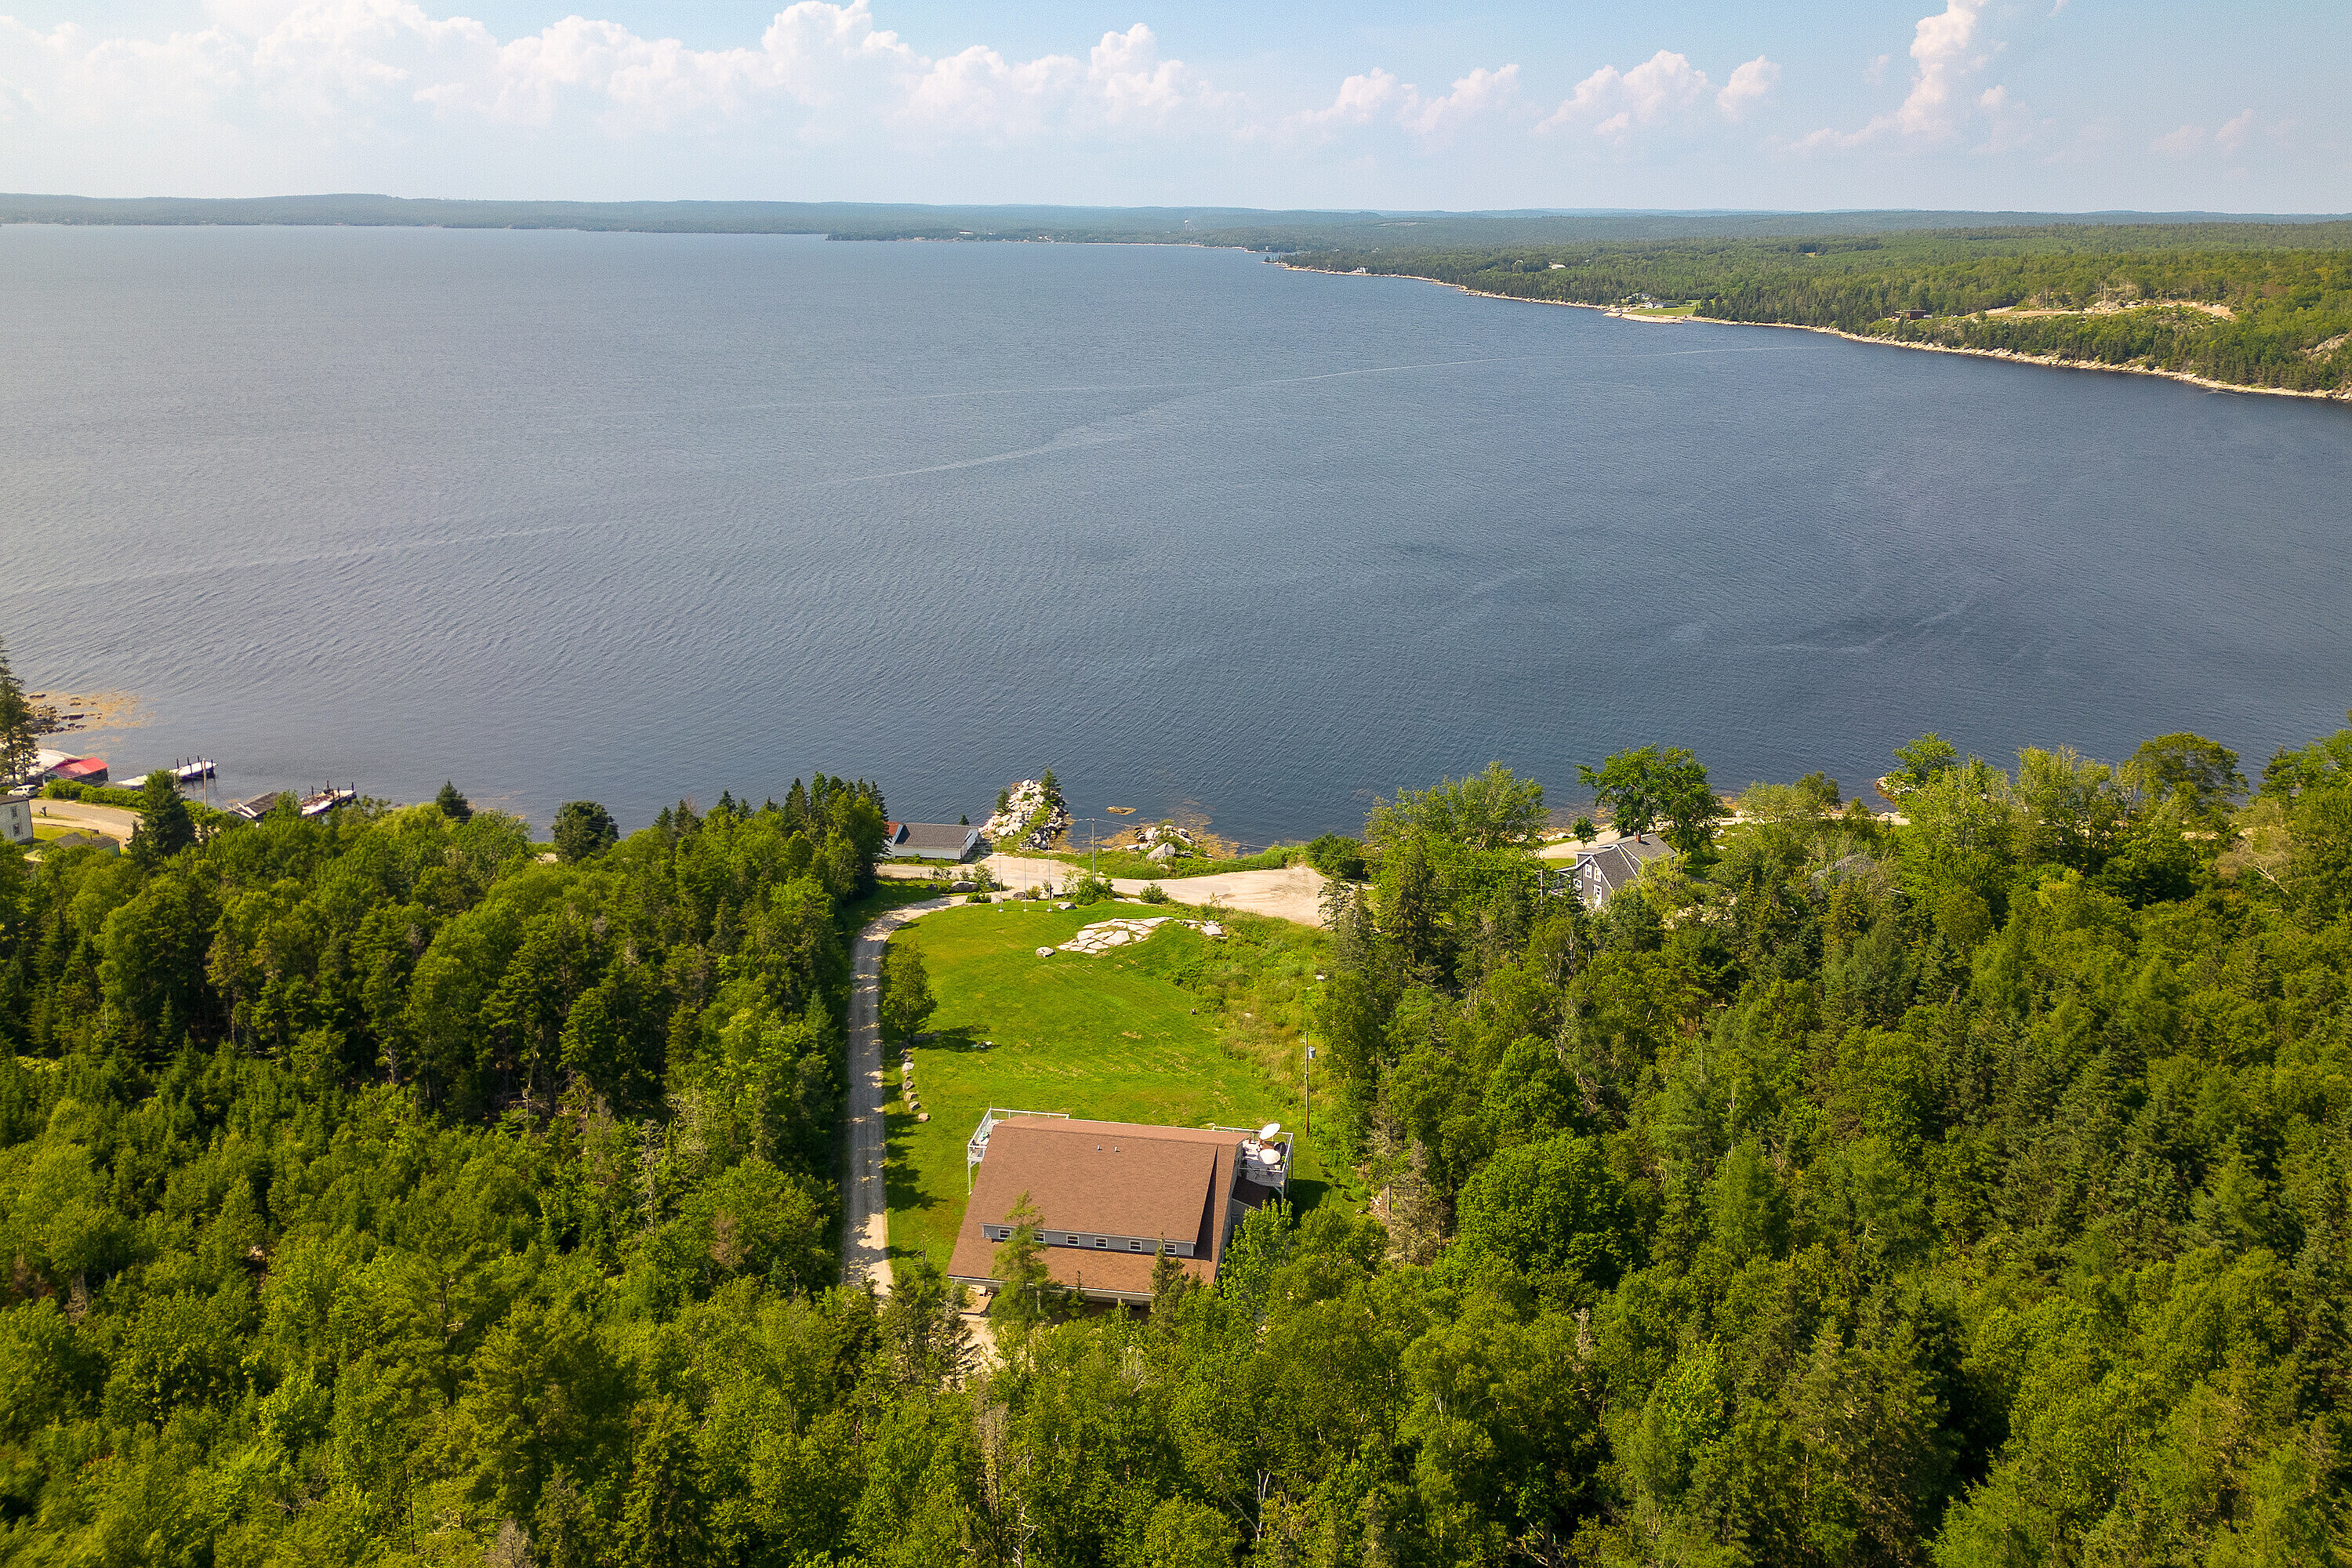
[1303,973,1323,1156]
[1303,1040,1311,1152]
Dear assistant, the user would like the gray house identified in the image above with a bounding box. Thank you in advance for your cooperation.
[883,821,982,862]
[2,789,31,847]
[1568,836,1672,909]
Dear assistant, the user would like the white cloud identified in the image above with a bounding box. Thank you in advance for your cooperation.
[1087,24,1211,125]
[0,0,1216,149]
[1283,67,1403,136]
[1540,49,1766,142]
[1716,57,1780,122]
[10,0,2339,209]
[1397,64,1519,138]
[1795,0,2005,151]
[1281,61,1518,143]
[1896,0,1985,137]
[1973,84,2041,153]
[2149,110,2259,161]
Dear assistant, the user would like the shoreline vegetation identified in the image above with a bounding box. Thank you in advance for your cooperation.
[1272,227,2352,400]
[1279,260,2352,401]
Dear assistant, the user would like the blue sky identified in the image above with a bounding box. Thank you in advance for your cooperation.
[2,0,2344,210]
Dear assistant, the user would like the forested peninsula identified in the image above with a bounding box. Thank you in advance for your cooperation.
[1279,224,2352,397]
[6,698,2352,1564]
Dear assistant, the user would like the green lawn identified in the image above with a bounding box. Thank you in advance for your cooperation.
[882,900,1341,1275]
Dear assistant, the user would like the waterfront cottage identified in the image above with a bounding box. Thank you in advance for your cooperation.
[1570,836,1672,909]
[883,821,982,861]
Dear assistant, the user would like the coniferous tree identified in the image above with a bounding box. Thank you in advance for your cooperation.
[553,800,619,862]
[616,1399,707,1568]
[435,779,473,822]
[988,1192,1054,1330]
[0,637,35,786]
[127,768,194,869]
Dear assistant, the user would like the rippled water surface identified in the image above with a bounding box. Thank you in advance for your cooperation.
[4,226,2348,840]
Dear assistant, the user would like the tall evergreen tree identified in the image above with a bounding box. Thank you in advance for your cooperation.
[0,637,35,786]
[553,800,619,862]
[127,768,195,869]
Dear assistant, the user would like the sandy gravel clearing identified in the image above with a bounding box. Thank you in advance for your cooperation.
[880,854,1330,927]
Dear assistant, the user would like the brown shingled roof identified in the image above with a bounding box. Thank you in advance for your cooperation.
[967,1123,1218,1240]
[948,1118,1248,1303]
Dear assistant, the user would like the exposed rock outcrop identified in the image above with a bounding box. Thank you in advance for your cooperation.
[981,775,1070,851]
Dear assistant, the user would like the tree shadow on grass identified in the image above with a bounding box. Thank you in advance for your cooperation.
[1282,1173,1335,1221]
[880,1105,949,1260]
[917,1025,996,1055]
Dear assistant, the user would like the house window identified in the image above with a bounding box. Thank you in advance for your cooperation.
[1094,1236,1107,1248]
[1128,1240,1142,1251]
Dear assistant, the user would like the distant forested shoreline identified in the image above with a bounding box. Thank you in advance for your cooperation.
[1280,227,2352,397]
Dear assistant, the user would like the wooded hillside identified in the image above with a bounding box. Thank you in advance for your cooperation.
[1285,228,2352,394]
[4,717,2352,1565]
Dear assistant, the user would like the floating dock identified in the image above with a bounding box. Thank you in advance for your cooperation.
[299,784,356,818]
[228,782,356,821]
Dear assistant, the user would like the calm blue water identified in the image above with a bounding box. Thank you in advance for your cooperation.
[3,225,2347,844]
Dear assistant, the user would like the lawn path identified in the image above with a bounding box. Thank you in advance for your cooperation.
[843,894,951,1294]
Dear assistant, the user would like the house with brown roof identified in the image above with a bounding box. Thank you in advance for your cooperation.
[947,1114,1290,1307]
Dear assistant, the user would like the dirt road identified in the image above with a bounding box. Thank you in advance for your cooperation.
[841,895,952,1294]
[27,799,138,844]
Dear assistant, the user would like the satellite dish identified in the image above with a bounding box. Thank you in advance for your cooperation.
[1258,1122,1281,1139]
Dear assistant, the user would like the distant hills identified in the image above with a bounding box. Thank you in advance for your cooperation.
[5,193,2350,251]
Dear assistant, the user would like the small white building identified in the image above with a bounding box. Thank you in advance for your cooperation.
[2,789,32,847]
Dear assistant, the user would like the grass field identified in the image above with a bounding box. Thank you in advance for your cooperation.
[882,898,1344,1275]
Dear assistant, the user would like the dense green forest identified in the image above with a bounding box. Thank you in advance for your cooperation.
[1284,228,2352,394]
[6,713,2352,1565]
